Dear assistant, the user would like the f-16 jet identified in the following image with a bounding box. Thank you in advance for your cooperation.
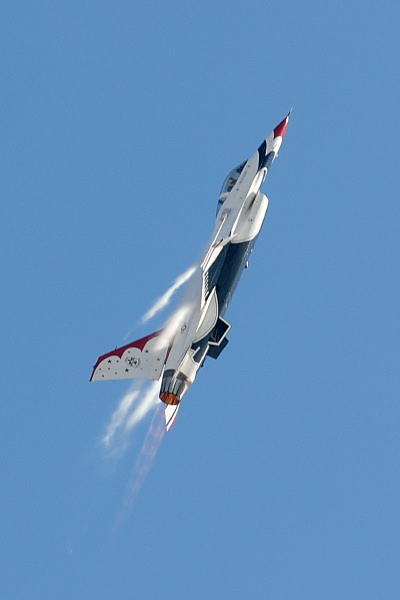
[91,114,290,430]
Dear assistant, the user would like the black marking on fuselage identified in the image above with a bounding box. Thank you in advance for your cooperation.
[259,150,275,172]
[216,239,255,316]
[191,238,258,363]
[257,140,267,170]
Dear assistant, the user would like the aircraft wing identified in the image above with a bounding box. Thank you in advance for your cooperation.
[90,330,169,382]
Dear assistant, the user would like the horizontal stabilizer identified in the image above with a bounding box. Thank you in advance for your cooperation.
[165,403,180,431]
[90,330,170,382]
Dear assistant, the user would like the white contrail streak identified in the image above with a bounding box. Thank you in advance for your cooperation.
[154,303,191,351]
[102,384,140,447]
[114,403,165,529]
[125,380,160,431]
[103,264,201,525]
[141,265,196,323]
[102,380,161,457]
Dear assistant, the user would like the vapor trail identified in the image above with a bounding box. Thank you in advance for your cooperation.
[154,303,191,351]
[141,265,196,323]
[125,380,160,431]
[115,403,165,528]
[102,380,161,457]
[102,384,140,447]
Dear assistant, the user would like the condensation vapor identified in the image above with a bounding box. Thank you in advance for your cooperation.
[125,380,160,431]
[141,265,197,324]
[154,303,192,351]
[102,380,160,456]
[105,263,200,524]
[102,384,140,448]
[115,403,165,529]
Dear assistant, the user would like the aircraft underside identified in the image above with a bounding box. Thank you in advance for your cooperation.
[90,113,290,430]
[159,238,257,405]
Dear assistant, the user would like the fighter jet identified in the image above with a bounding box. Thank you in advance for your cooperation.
[91,113,290,430]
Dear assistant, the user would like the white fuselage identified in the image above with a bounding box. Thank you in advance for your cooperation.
[160,128,284,404]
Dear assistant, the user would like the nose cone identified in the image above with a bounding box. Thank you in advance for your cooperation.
[257,111,291,171]
[273,112,290,140]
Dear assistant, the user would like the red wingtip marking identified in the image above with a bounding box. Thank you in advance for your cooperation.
[90,329,163,380]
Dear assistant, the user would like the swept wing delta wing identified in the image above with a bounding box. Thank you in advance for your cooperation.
[90,330,169,382]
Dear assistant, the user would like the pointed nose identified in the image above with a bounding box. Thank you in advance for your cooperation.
[273,112,290,140]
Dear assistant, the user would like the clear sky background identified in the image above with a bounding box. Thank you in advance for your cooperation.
[2,2,399,598]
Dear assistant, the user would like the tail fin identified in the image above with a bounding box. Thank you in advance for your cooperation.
[90,330,170,382]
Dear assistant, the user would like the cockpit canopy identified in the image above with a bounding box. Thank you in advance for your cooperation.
[216,161,246,215]
[219,161,246,196]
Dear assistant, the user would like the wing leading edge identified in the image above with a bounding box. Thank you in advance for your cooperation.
[90,330,169,382]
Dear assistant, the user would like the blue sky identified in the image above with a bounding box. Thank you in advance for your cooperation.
[2,2,399,598]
